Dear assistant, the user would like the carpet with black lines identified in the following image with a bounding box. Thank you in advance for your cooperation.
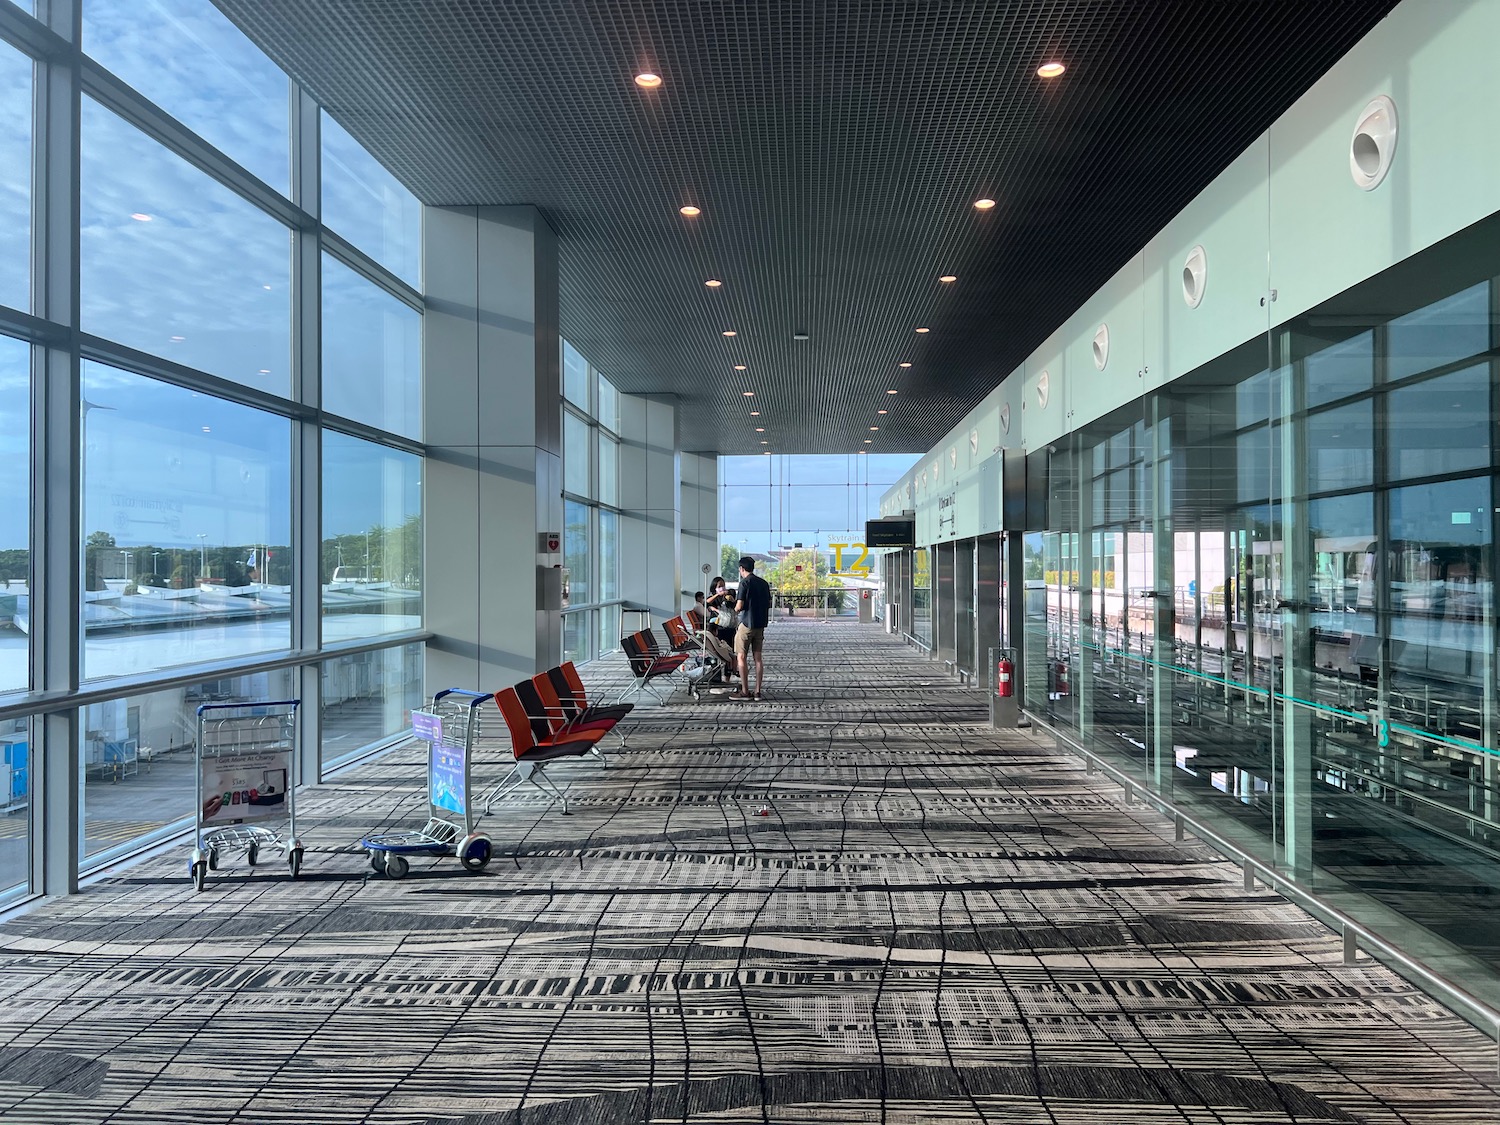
[0,617,1496,1123]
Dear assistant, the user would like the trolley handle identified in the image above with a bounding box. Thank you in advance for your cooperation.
[432,689,494,710]
[196,699,302,717]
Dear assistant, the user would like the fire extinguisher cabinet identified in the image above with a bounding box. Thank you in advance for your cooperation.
[989,646,1020,730]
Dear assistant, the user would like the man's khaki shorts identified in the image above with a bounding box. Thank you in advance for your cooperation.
[734,624,765,659]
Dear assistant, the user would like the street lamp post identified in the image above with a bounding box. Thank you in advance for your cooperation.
[151,550,161,578]
[196,533,207,580]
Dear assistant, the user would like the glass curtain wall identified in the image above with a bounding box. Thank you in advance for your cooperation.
[560,340,622,663]
[719,454,918,616]
[1022,224,1500,989]
[0,0,426,899]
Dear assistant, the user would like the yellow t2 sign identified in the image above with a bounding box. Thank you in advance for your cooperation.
[828,543,872,574]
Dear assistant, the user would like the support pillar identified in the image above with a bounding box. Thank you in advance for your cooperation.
[422,206,562,693]
[620,394,681,624]
[680,452,718,601]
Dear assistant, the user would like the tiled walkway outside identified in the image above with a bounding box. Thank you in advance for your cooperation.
[0,617,1496,1123]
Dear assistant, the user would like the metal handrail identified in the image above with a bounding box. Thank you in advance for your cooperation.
[1026,711,1500,1065]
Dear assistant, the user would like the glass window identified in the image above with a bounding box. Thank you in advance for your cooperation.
[321,642,423,769]
[1387,282,1490,385]
[322,253,421,437]
[81,98,291,395]
[598,432,618,506]
[597,374,619,433]
[1303,331,1373,409]
[564,411,591,497]
[82,0,290,193]
[0,715,29,898]
[597,603,620,657]
[562,341,589,410]
[563,611,587,664]
[1305,401,1373,494]
[321,112,420,287]
[321,431,422,641]
[0,336,28,694]
[81,670,293,865]
[0,41,31,313]
[82,362,292,678]
[1387,363,1490,481]
[564,499,591,606]
[598,509,618,602]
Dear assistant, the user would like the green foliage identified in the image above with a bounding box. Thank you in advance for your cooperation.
[719,544,740,582]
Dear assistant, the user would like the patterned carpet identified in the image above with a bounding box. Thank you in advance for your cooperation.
[0,617,1497,1124]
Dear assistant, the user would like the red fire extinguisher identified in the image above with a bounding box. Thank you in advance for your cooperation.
[996,655,1014,698]
[1054,659,1071,697]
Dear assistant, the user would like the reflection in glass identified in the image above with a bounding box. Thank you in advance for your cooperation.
[82,0,290,192]
[81,98,291,395]
[82,362,292,678]
[1386,282,1488,384]
[597,603,620,657]
[564,500,591,605]
[321,643,423,769]
[0,41,31,313]
[564,412,591,498]
[597,374,619,433]
[562,340,589,409]
[321,112,420,287]
[1387,364,1488,480]
[81,669,293,864]
[321,431,422,641]
[0,336,28,694]
[1304,401,1372,493]
[598,509,618,602]
[0,715,29,898]
[322,253,421,437]
[1302,331,1372,409]
[598,432,618,506]
[563,611,586,664]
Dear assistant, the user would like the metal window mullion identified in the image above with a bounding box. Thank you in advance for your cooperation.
[32,0,80,896]
[321,228,421,312]
[291,83,322,784]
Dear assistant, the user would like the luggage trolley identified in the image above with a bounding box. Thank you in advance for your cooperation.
[361,689,494,880]
[189,700,304,892]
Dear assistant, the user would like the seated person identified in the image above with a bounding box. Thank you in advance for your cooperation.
[705,576,737,644]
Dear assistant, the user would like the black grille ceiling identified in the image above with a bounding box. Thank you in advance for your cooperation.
[214,0,1397,456]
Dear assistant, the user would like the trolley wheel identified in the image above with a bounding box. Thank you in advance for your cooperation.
[246,842,259,867]
[192,860,207,892]
[384,854,409,880]
[288,848,303,879]
[207,848,219,872]
[369,849,386,873]
[460,837,492,872]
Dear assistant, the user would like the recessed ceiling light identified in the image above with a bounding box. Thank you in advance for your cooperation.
[704,278,722,287]
[722,330,737,336]
[130,213,152,222]
[864,439,872,444]
[635,72,663,88]
[750,411,760,416]
[858,450,867,454]
[169,335,185,342]
[262,284,272,290]
[258,368,270,374]
[939,275,957,283]
[887,390,898,395]
[742,391,754,396]
[201,426,211,433]
[734,364,747,371]
[763,450,772,455]
[680,205,701,217]
[878,409,888,415]
[899,362,912,368]
[793,331,810,341]
[973,198,997,210]
[755,427,764,432]
[915,327,930,333]
[1037,62,1066,79]
[870,426,879,431]
[760,441,768,445]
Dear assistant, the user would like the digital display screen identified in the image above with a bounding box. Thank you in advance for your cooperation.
[865,518,915,548]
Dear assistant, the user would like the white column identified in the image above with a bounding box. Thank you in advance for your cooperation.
[680,452,718,604]
[422,206,562,693]
[619,394,681,624]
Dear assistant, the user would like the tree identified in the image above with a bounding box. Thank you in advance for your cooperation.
[769,548,846,610]
[86,531,116,550]
[719,544,740,582]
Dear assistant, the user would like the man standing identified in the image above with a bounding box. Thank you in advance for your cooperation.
[731,556,771,701]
